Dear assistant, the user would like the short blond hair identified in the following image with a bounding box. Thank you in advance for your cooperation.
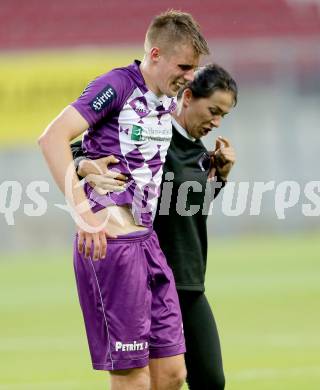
[144,10,209,56]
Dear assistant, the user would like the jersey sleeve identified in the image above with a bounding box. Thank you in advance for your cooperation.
[71,69,130,127]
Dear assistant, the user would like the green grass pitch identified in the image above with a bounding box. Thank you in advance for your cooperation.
[1,234,319,389]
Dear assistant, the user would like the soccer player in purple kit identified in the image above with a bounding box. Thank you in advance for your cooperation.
[72,63,238,390]
[38,10,209,390]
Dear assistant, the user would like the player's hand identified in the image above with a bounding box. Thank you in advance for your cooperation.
[76,212,116,261]
[209,136,236,181]
[78,156,127,194]
[86,173,127,195]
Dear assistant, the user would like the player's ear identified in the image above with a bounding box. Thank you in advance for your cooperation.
[183,88,192,108]
[150,47,161,63]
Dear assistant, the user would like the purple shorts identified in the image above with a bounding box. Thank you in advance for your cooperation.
[73,229,185,371]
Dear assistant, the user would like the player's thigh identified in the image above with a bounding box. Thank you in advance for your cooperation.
[74,234,152,371]
[149,354,186,388]
[145,232,186,358]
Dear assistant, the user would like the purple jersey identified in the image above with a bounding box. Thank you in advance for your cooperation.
[72,60,176,227]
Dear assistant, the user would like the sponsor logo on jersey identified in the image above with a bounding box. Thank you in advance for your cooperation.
[115,340,148,352]
[130,125,172,142]
[131,125,144,141]
[90,85,116,112]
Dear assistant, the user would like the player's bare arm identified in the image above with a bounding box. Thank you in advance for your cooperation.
[38,105,115,260]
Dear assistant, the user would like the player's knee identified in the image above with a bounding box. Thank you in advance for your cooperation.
[162,365,187,390]
[175,364,187,388]
[110,367,150,390]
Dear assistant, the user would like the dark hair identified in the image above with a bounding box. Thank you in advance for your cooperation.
[178,64,238,105]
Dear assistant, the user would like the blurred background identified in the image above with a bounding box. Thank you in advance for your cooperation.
[0,0,319,389]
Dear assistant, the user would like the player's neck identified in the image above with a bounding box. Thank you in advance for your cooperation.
[139,59,162,97]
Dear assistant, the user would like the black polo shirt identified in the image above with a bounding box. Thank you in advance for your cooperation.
[154,126,224,291]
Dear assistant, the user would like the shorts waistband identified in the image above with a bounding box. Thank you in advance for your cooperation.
[75,228,154,243]
[109,228,153,243]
